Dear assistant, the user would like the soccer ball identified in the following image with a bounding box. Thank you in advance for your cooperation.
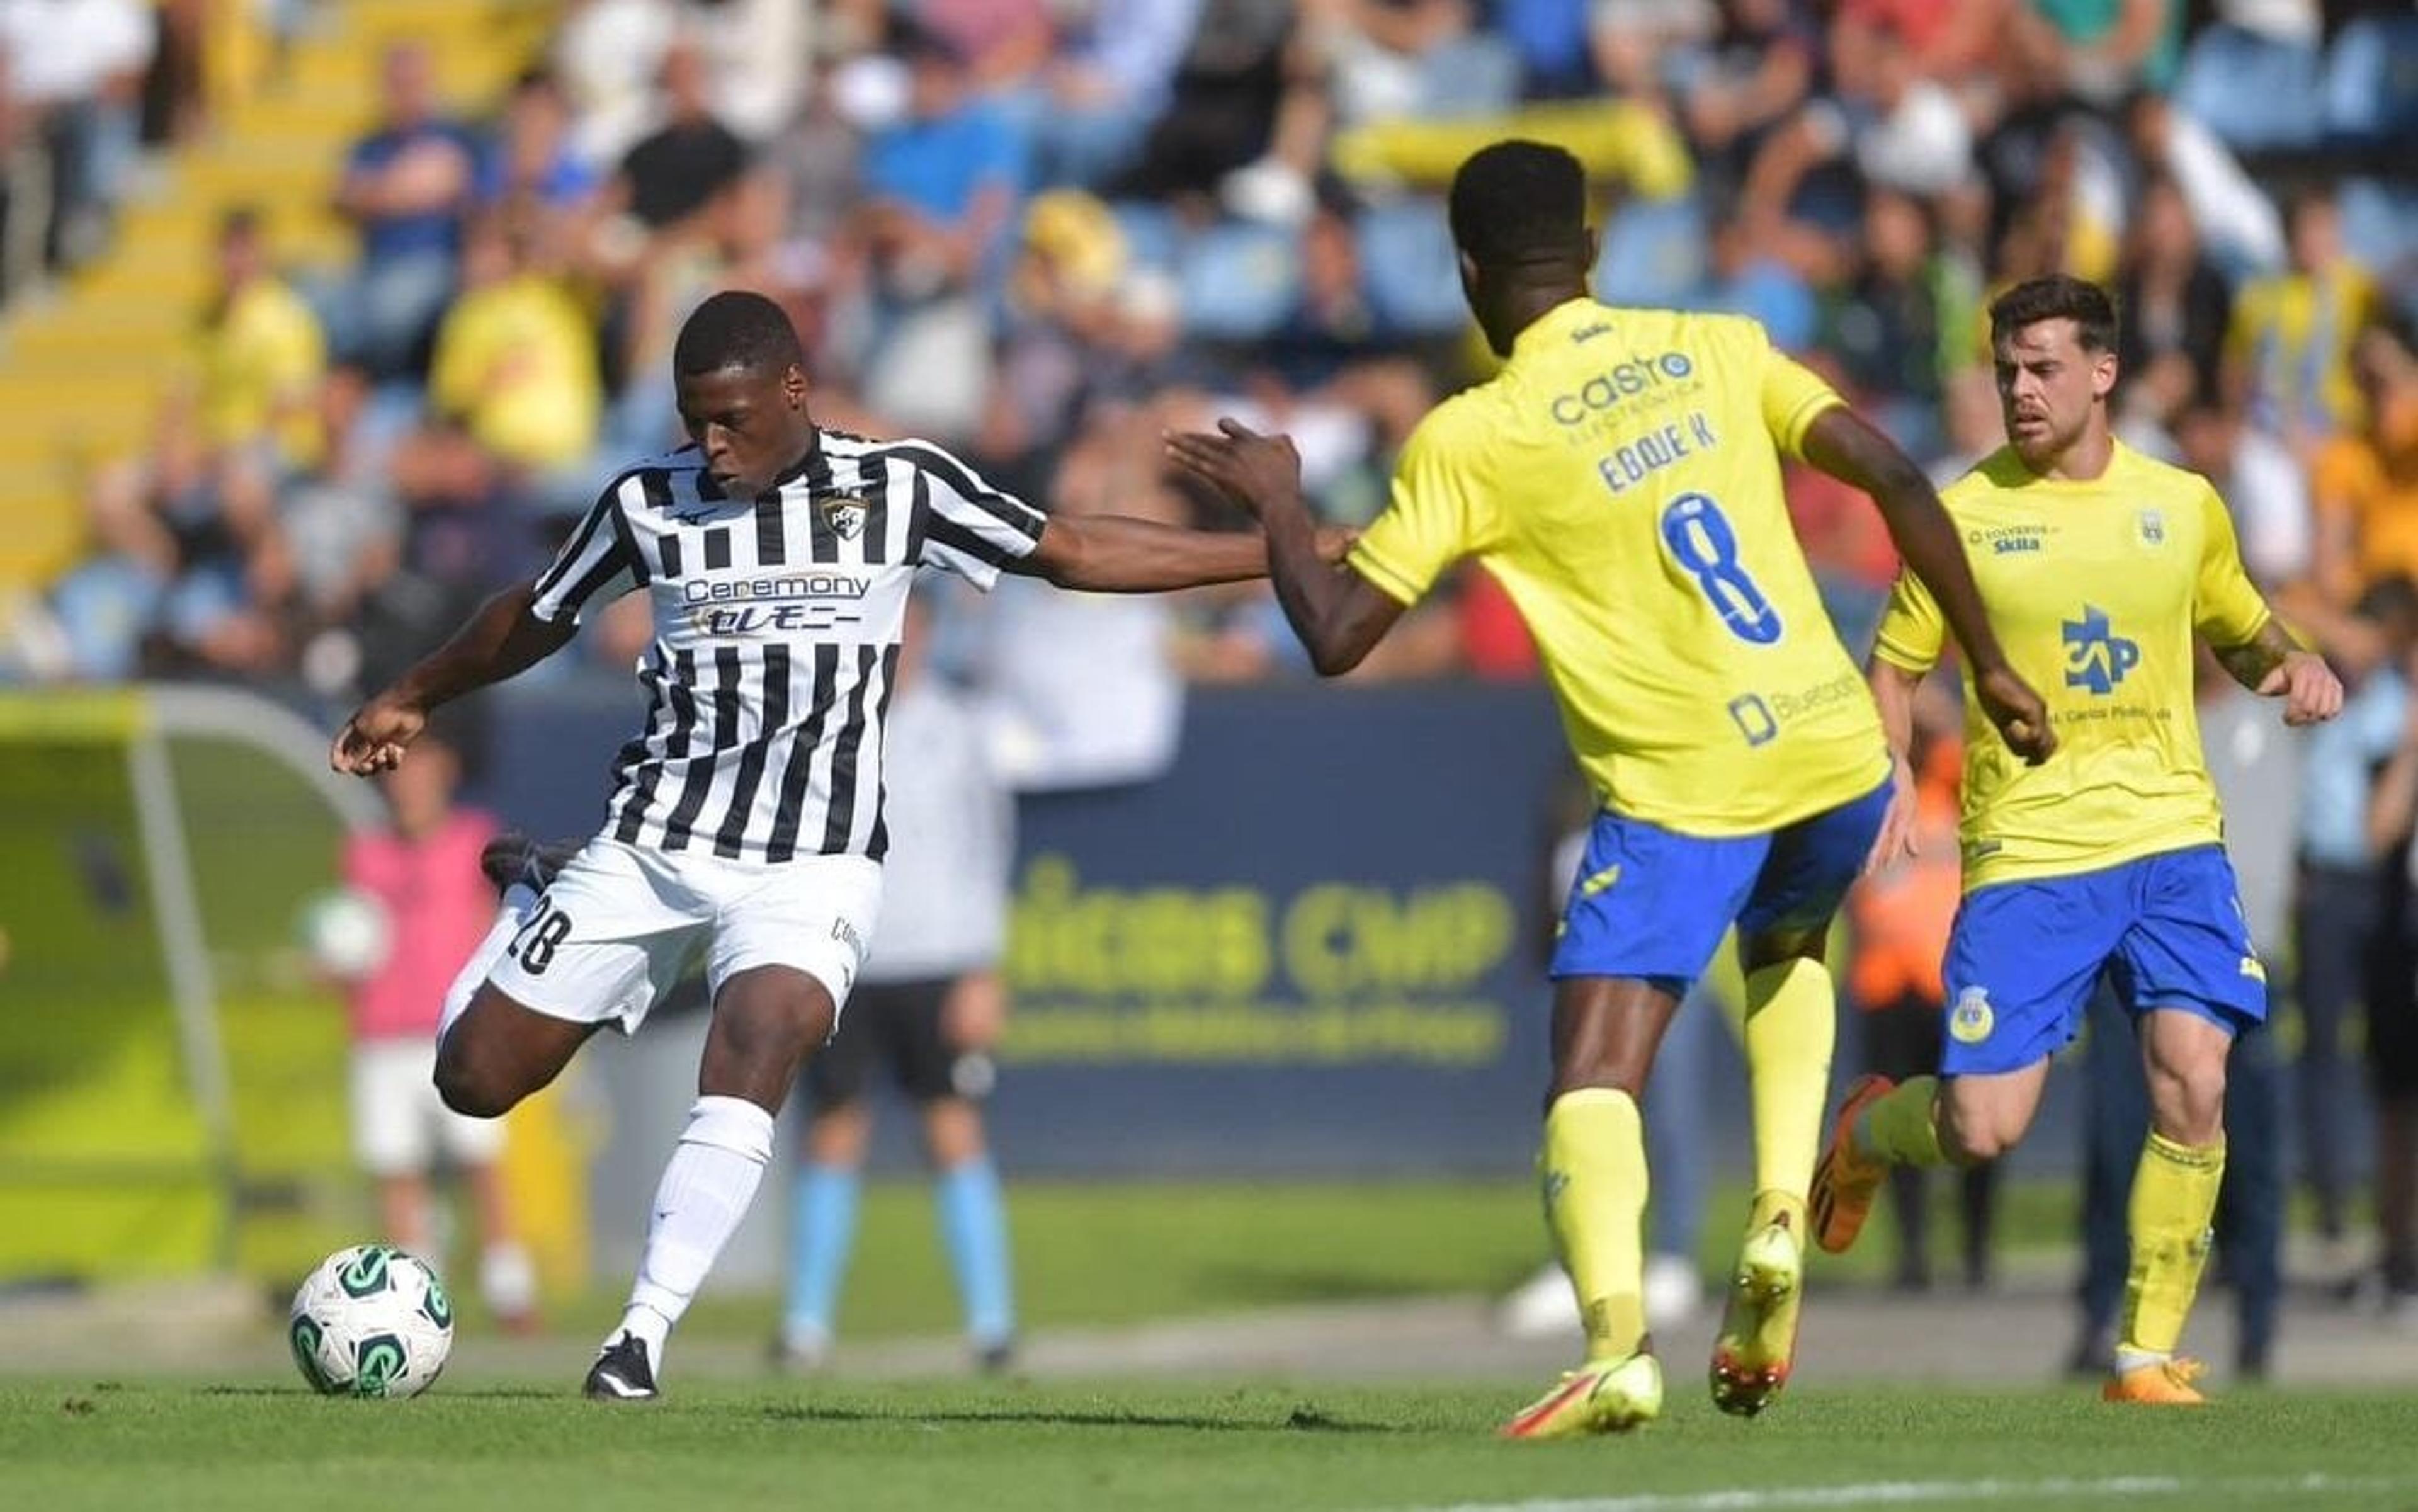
[297,889,393,977]
[288,1244,453,1397]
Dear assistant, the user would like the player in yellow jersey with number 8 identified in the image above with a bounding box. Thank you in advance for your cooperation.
[1169,140,2053,1436]
[1810,275,2344,1406]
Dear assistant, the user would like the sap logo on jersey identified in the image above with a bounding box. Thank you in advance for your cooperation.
[1549,352,1696,426]
[2062,605,2141,695]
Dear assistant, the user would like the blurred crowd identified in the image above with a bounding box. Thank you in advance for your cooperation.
[1,0,2407,700]
[3,0,2417,1308]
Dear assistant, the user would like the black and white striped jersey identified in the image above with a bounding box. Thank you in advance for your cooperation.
[528,430,1047,863]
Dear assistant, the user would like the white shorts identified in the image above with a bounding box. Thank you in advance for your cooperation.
[474,837,882,1034]
[351,1039,505,1176]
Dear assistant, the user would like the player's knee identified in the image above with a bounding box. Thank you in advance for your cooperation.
[718,969,838,1057]
[433,1038,520,1120]
[2148,1059,2227,1144]
[1938,1102,2020,1164]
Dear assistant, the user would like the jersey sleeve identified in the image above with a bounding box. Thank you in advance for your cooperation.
[1348,405,1490,606]
[905,442,1049,591]
[1871,564,1947,674]
[2192,483,2274,648]
[530,474,641,625]
[1757,338,1845,462]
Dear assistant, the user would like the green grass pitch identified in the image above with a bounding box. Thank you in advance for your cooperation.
[8,1378,2414,1512]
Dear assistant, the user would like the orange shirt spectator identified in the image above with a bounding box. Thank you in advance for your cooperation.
[1850,732,1963,1009]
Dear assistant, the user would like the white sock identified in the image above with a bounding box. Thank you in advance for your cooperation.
[610,1095,775,1367]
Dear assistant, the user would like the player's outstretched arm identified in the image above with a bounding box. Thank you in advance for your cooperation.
[331,581,576,775]
[1018,512,1271,593]
[1798,406,2056,763]
[1164,419,1403,676]
[2211,617,2346,727]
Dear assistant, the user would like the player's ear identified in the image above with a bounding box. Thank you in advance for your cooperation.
[782,362,810,410]
[1582,224,1599,268]
[2092,350,2119,401]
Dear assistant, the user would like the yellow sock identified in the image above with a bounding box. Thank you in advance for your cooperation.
[1856,1076,1951,1168]
[1743,961,1836,1207]
[2118,1133,2225,1363]
[1540,1088,1648,1362]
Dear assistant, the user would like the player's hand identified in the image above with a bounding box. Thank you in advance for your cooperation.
[2261,649,2345,726]
[942,970,1009,1053]
[1164,418,1304,520]
[1862,751,1921,877]
[1314,525,1359,565]
[331,691,426,776]
[1973,663,2057,764]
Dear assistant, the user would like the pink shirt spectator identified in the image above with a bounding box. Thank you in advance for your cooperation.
[342,810,501,1042]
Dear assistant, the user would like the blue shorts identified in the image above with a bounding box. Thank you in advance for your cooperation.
[1939,844,2269,1077]
[1550,777,1892,996]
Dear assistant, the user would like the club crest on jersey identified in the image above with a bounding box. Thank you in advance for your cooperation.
[820,492,868,541]
[2135,509,2165,547]
[1949,987,1994,1044]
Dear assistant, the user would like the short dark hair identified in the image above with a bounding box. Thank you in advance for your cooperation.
[1448,140,1587,268]
[673,290,804,379]
[1989,274,2118,355]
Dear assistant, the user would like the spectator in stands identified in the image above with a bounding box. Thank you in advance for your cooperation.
[475,69,601,226]
[24,463,176,682]
[2115,173,2233,429]
[1113,0,1314,213]
[600,33,751,242]
[193,208,327,479]
[1823,188,1953,460]
[2310,314,2418,606]
[2227,187,2378,454]
[332,41,482,382]
[2021,0,2186,105]
[0,0,153,275]
[2121,89,2285,281]
[848,22,1028,439]
[552,0,678,169]
[426,208,603,517]
[1008,0,1199,191]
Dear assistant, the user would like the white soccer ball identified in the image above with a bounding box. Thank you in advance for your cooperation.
[298,889,393,977]
[288,1244,454,1398]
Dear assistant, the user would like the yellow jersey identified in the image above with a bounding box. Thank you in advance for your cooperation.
[1872,441,2273,890]
[1350,297,1888,835]
[429,274,602,472]
[198,278,326,470]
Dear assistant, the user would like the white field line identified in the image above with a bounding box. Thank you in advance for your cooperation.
[1398,1472,2410,1512]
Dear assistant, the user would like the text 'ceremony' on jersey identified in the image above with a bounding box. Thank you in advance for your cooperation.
[530,431,1045,865]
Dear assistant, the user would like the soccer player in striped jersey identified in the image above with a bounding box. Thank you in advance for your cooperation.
[332,290,1297,1401]
[1169,140,2053,1436]
[1812,275,2343,1404]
